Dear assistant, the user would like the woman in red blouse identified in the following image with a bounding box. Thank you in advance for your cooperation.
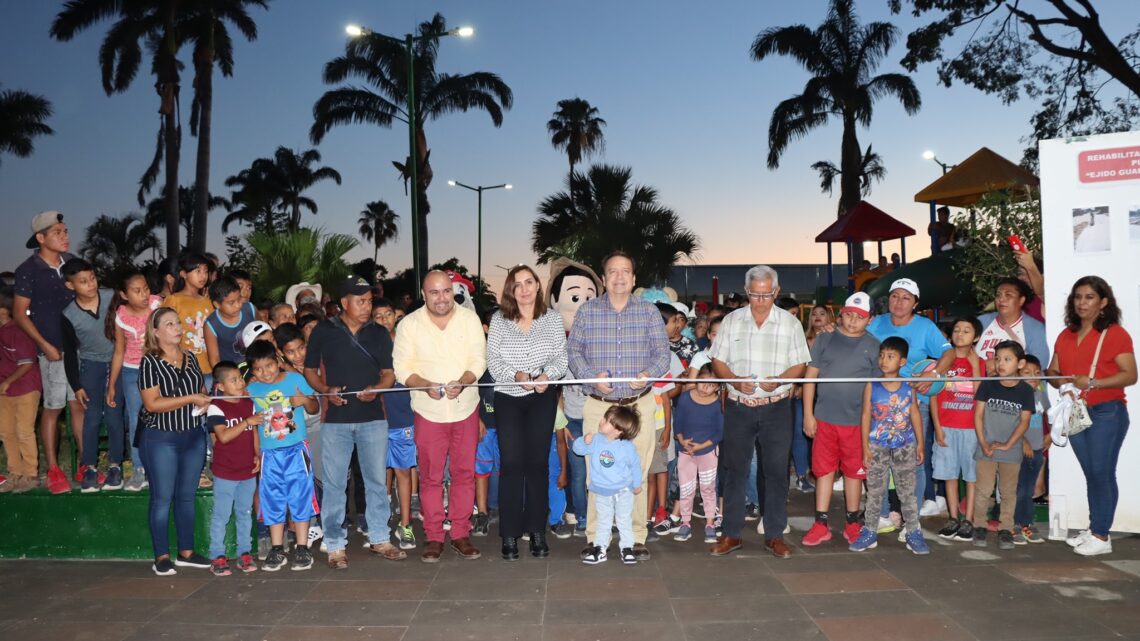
[1047,276,1137,556]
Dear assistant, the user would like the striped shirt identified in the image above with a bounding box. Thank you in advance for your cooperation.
[709,306,810,400]
[139,352,205,432]
[566,293,671,400]
[486,310,568,397]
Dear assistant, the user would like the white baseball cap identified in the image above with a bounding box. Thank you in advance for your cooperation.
[842,292,871,318]
[889,278,920,298]
[672,302,695,319]
[241,321,273,349]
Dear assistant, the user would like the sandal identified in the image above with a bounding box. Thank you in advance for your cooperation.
[327,550,348,570]
[198,471,213,489]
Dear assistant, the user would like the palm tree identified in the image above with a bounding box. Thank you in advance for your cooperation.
[79,212,160,279]
[182,0,269,253]
[0,85,54,169]
[222,147,341,233]
[811,144,886,199]
[311,12,513,277]
[547,98,606,183]
[245,228,357,303]
[532,164,700,285]
[52,1,185,260]
[750,0,920,225]
[358,200,400,265]
[144,185,231,249]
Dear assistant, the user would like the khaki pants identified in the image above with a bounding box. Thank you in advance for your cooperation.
[583,393,657,545]
[0,391,41,478]
[974,459,1021,532]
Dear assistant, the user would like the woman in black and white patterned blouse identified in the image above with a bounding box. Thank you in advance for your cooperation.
[486,265,568,560]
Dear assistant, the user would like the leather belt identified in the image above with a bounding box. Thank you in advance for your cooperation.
[731,391,791,408]
[587,387,652,406]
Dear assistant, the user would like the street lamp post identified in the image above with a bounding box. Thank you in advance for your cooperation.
[448,180,511,288]
[922,150,955,175]
[346,23,473,290]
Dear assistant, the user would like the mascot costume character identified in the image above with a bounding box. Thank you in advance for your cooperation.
[447,271,477,312]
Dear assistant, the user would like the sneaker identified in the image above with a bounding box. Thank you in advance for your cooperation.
[703,525,718,543]
[292,546,314,571]
[173,552,211,568]
[906,529,931,555]
[357,516,370,537]
[12,475,37,494]
[236,553,258,573]
[956,520,975,541]
[1021,525,1045,544]
[124,468,147,492]
[937,518,961,539]
[919,499,941,517]
[998,529,1015,550]
[876,516,897,534]
[582,545,607,565]
[263,547,288,571]
[211,556,232,576]
[152,557,177,576]
[550,521,573,539]
[410,494,422,520]
[257,534,270,561]
[0,475,7,491]
[744,503,760,521]
[848,527,878,552]
[80,467,100,493]
[442,519,452,532]
[45,465,70,494]
[897,528,908,543]
[833,478,844,492]
[573,520,587,537]
[103,466,124,490]
[620,547,637,564]
[397,524,417,550]
[1074,535,1113,557]
[795,476,815,493]
[564,513,577,525]
[936,496,948,514]
[307,524,324,547]
[973,528,988,548]
[1066,529,1092,548]
[632,543,651,561]
[843,521,862,544]
[1011,528,1028,545]
[756,520,791,536]
[471,512,490,537]
[653,514,681,535]
[801,522,832,547]
[674,524,692,542]
[653,506,667,525]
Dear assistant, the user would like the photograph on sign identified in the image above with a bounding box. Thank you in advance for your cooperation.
[1131,206,1140,243]
[1072,206,1111,252]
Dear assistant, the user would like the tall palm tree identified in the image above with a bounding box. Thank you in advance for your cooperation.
[811,144,886,199]
[532,164,700,285]
[311,12,513,277]
[52,0,185,260]
[245,228,357,303]
[751,0,920,225]
[222,147,341,232]
[144,184,231,248]
[182,0,268,253]
[0,85,54,169]
[79,212,160,279]
[357,200,400,265]
[547,98,606,183]
[223,161,279,233]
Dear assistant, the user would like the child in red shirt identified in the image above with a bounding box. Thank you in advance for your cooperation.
[932,318,984,541]
[0,285,42,493]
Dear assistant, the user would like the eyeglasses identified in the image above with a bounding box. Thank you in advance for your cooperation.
[745,292,777,301]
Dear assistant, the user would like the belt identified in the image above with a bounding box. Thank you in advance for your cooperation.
[587,387,652,406]
[731,391,791,408]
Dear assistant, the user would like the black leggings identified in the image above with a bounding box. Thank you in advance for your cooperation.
[494,391,558,537]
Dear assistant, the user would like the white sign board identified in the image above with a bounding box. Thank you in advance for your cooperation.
[1040,130,1140,535]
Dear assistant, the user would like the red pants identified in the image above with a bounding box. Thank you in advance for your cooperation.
[414,409,480,542]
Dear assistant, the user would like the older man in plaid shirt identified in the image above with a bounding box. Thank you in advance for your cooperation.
[567,251,670,561]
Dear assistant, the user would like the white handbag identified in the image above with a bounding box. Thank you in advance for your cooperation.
[1063,330,1107,439]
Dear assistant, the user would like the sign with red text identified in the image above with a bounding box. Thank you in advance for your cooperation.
[1078,145,1140,183]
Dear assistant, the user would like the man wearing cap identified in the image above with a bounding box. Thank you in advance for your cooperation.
[800,292,881,547]
[566,251,670,561]
[708,265,810,558]
[393,270,486,563]
[14,211,82,494]
[304,276,405,568]
[867,278,951,517]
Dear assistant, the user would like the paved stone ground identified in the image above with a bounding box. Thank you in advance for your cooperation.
[4,490,1140,641]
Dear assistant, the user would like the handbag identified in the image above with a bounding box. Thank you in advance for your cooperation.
[1063,329,1107,438]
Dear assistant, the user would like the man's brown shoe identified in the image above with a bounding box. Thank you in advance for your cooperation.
[766,538,793,559]
[710,536,742,556]
[451,537,481,560]
[421,541,444,564]
[370,542,407,561]
[326,549,348,570]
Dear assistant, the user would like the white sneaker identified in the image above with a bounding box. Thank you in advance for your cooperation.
[564,513,578,525]
[833,479,844,492]
[308,524,324,546]
[1074,535,1112,556]
[756,521,792,535]
[898,528,908,543]
[919,500,941,517]
[935,496,948,513]
[1066,529,1092,548]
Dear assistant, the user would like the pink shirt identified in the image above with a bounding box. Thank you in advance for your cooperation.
[115,295,162,368]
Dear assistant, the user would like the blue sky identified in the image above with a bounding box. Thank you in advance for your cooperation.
[2,1,1135,285]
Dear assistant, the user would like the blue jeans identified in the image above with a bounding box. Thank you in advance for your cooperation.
[143,428,207,557]
[209,477,256,558]
[1015,449,1044,527]
[120,367,144,469]
[565,418,587,521]
[595,488,635,550]
[1071,401,1130,537]
[745,451,760,506]
[548,433,566,525]
[321,420,391,552]
[79,360,126,467]
[791,398,809,477]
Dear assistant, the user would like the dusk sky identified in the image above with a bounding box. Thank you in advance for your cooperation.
[3,1,1135,286]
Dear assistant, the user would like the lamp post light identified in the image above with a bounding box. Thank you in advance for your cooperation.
[345,23,473,289]
[922,149,955,175]
[448,180,512,287]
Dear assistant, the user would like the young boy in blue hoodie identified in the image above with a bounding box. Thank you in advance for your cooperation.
[573,405,643,565]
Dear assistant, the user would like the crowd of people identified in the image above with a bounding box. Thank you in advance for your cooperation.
[0,210,1135,576]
